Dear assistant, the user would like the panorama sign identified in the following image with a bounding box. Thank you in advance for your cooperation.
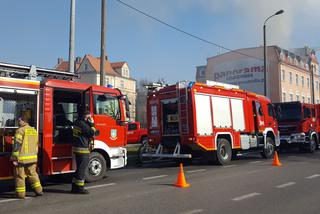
[210,59,267,95]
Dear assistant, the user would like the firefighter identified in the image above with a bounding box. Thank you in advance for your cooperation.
[11,116,43,199]
[71,110,95,194]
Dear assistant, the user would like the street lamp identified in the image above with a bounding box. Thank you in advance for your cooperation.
[263,9,284,97]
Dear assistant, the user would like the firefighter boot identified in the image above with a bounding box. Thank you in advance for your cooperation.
[71,184,89,194]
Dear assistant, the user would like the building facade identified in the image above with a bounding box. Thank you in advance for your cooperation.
[55,55,137,119]
[197,46,319,103]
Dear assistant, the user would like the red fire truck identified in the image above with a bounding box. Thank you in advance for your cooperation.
[0,77,129,182]
[127,122,148,144]
[142,81,280,165]
[274,102,319,152]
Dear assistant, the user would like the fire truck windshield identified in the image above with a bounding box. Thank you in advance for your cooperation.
[275,103,302,122]
[94,94,121,119]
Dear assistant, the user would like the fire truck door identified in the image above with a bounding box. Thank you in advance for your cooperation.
[93,93,126,147]
[82,86,94,114]
[48,88,93,175]
[252,101,265,132]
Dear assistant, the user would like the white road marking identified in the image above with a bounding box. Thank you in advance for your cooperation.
[222,164,237,168]
[276,182,296,188]
[306,174,320,179]
[0,197,30,203]
[181,209,204,214]
[249,161,262,164]
[87,183,116,189]
[142,175,168,180]
[232,192,261,201]
[186,169,206,173]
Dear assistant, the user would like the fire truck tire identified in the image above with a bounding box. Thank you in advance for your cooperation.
[261,137,275,159]
[85,152,107,183]
[215,138,232,165]
[308,137,317,153]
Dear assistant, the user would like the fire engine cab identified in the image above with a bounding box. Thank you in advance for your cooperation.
[0,65,129,182]
[142,81,280,165]
[274,102,319,152]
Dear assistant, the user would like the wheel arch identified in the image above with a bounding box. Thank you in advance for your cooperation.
[215,132,233,149]
[92,140,111,169]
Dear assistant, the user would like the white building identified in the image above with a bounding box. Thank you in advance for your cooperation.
[55,55,137,119]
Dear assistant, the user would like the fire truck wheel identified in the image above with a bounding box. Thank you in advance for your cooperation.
[261,137,275,159]
[216,138,232,165]
[308,137,317,153]
[85,152,107,183]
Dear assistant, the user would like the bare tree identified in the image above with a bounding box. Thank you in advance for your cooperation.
[135,78,167,128]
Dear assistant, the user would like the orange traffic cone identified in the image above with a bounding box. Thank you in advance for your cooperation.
[272,151,282,166]
[175,163,190,188]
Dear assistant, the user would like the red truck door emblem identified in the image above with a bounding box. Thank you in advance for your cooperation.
[110,129,118,140]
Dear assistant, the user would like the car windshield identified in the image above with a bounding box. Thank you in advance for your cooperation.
[275,103,301,122]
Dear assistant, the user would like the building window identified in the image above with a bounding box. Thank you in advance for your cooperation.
[307,78,310,89]
[296,95,299,101]
[296,74,299,85]
[85,64,89,71]
[317,81,319,92]
[308,97,311,103]
[289,72,292,84]
[282,70,285,81]
[120,80,125,88]
[282,92,286,102]
[290,93,293,101]
[317,100,319,104]
[302,96,305,103]
[301,76,304,87]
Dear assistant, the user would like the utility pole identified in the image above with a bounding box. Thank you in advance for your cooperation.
[100,0,106,86]
[69,0,75,73]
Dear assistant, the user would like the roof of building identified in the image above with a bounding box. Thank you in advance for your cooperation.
[84,55,120,76]
[111,62,126,69]
[206,46,318,72]
[55,60,82,72]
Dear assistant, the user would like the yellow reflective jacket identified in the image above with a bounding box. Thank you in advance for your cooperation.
[13,124,38,164]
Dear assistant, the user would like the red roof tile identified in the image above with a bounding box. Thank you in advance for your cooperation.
[55,60,81,72]
[111,62,126,69]
[85,55,120,76]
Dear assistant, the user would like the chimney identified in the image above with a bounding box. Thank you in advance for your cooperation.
[75,57,82,64]
[58,58,63,64]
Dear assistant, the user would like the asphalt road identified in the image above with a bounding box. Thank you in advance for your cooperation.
[1,149,320,214]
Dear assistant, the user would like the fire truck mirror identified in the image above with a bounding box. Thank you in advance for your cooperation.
[124,96,130,120]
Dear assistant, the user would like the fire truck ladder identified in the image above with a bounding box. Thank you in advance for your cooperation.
[0,62,77,80]
[177,81,189,135]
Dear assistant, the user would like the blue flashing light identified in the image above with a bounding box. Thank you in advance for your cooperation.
[188,81,195,88]
[106,84,113,88]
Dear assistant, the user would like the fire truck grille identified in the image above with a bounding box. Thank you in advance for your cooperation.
[279,126,297,133]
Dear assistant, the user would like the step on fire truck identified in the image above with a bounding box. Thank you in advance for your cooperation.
[140,81,280,165]
[274,101,320,152]
[0,63,129,182]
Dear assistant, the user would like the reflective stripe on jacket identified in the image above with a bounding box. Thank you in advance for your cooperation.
[13,125,38,164]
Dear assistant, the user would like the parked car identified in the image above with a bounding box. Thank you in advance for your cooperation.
[127,122,148,144]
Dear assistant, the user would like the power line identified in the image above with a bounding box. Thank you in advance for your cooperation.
[114,0,265,62]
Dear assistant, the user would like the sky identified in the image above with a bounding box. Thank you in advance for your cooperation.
[0,0,319,84]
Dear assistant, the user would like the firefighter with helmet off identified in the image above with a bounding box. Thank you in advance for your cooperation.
[11,116,43,199]
[71,110,96,194]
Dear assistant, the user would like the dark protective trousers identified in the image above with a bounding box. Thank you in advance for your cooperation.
[72,153,89,187]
